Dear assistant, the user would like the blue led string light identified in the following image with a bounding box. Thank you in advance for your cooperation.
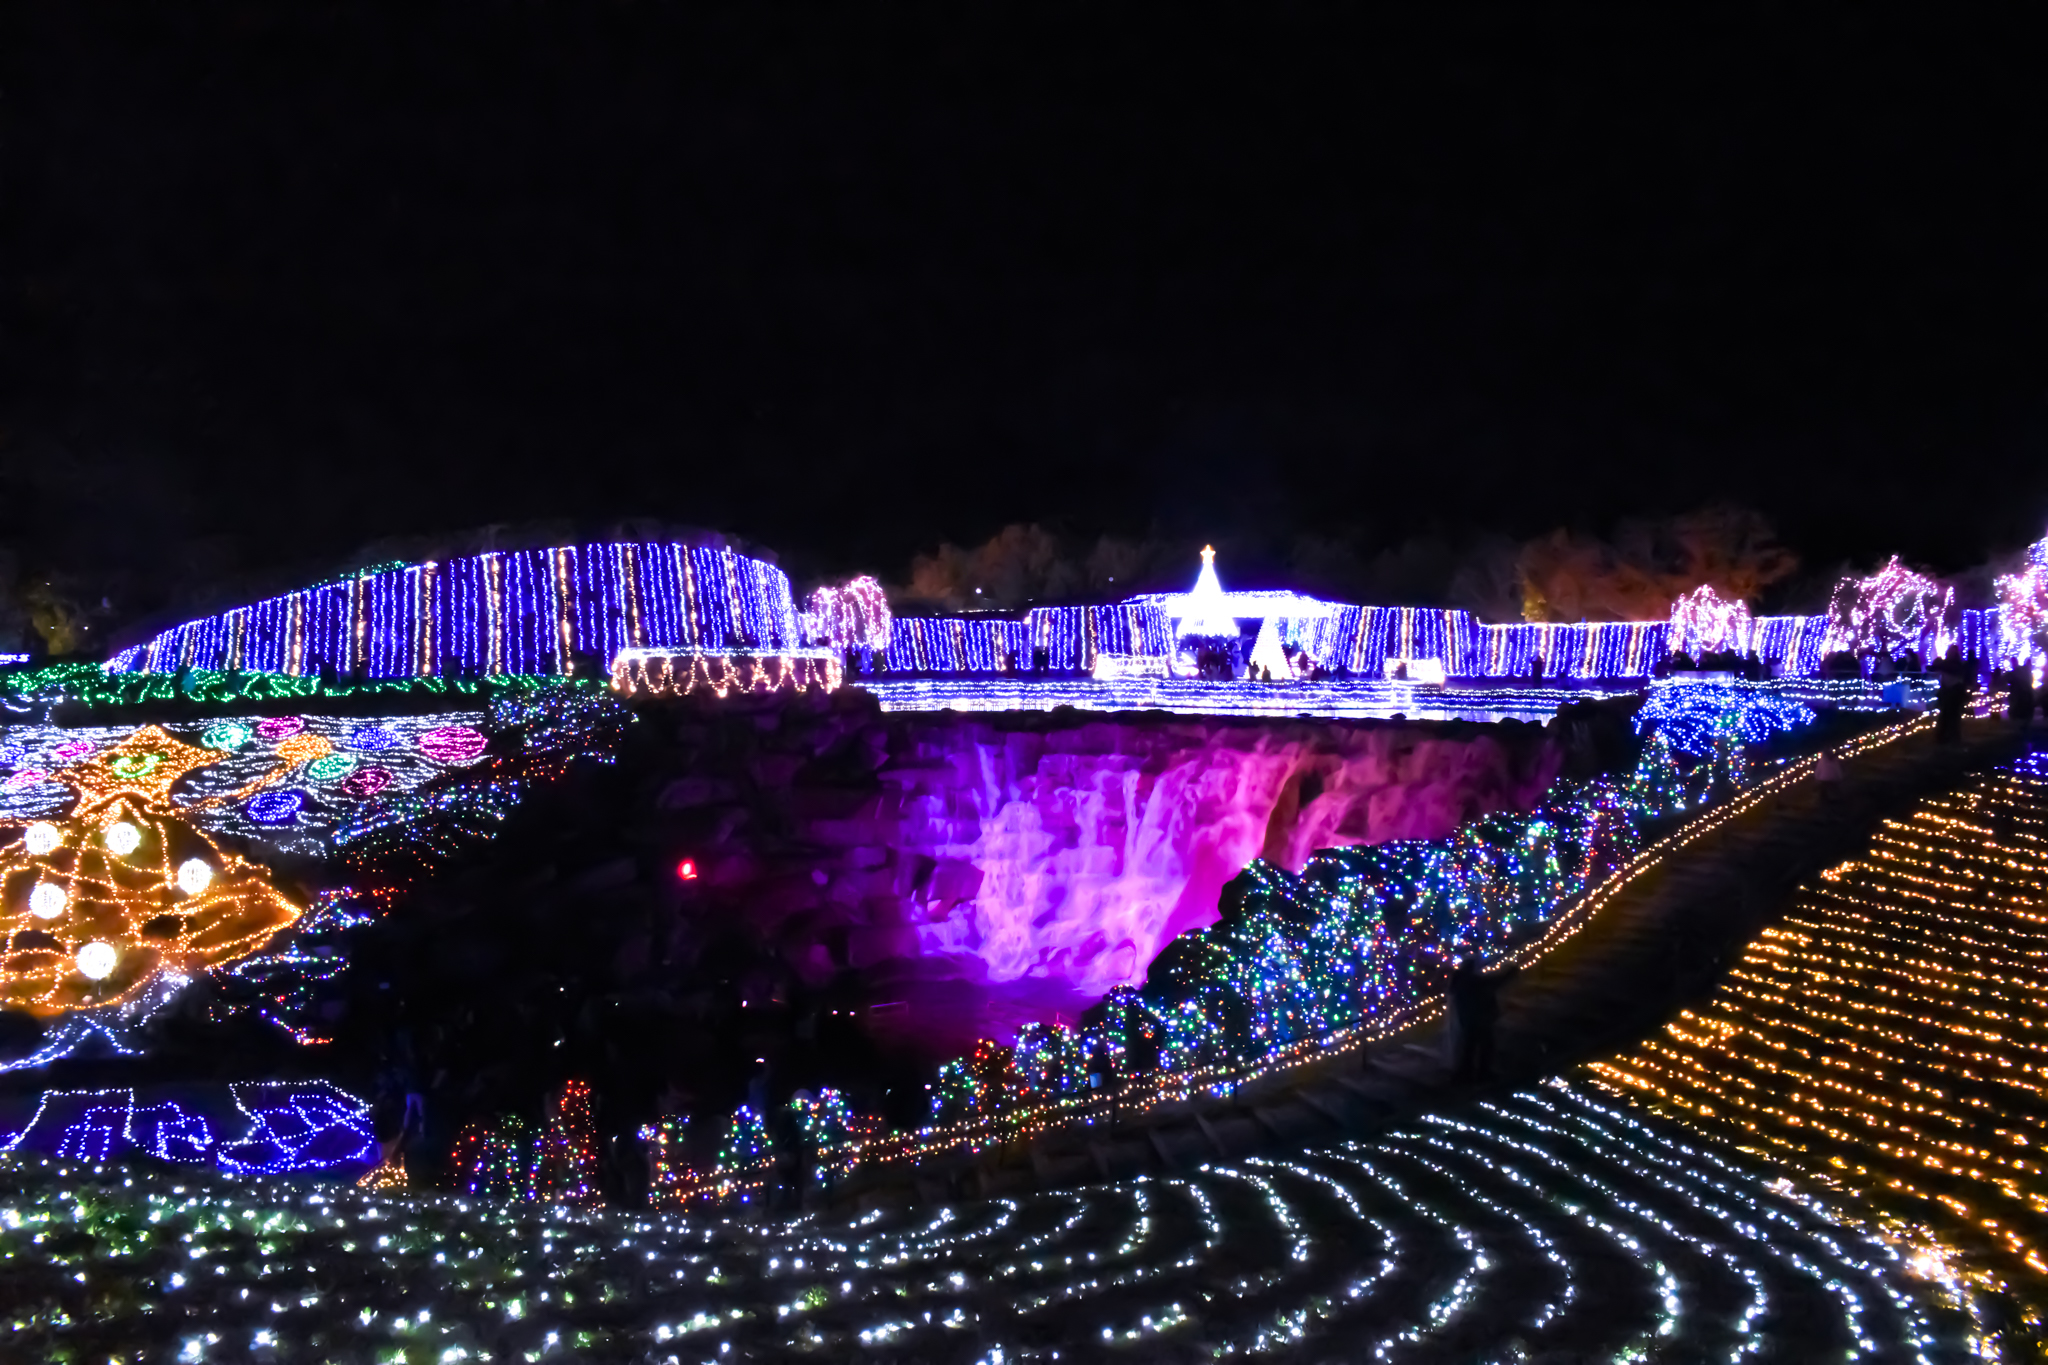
[1632,682,1817,756]
[109,541,806,680]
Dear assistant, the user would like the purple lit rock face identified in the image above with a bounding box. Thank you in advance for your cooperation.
[890,718,1560,997]
[658,695,1560,1053]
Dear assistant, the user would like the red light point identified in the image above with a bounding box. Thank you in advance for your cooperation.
[677,859,698,880]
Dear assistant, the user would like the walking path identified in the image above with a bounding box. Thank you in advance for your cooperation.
[855,715,2029,1206]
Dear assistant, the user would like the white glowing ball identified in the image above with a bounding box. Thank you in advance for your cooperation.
[24,821,61,855]
[176,859,213,896]
[75,941,118,980]
[104,821,142,856]
[28,882,66,919]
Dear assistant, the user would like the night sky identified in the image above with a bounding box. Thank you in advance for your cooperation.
[5,5,2046,625]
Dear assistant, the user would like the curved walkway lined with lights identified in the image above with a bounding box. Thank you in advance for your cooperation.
[880,717,2028,1204]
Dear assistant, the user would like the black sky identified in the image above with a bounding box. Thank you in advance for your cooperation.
[4,4,2046,618]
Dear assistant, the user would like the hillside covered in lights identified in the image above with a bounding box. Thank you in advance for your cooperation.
[0,530,2045,1361]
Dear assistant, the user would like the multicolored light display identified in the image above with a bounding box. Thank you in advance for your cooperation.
[0,682,627,1064]
[45,537,2030,703]
[0,712,495,856]
[655,686,1839,1198]
[3,698,2029,1356]
[0,731,302,1063]
[825,711,1935,1189]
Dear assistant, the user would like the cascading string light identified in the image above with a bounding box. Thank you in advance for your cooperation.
[106,542,805,680]
[81,538,2027,689]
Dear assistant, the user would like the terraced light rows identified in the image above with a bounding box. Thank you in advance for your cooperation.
[1,1080,1975,1363]
[1593,750,2048,1303]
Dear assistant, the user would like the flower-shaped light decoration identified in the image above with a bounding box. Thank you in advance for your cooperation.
[419,725,489,764]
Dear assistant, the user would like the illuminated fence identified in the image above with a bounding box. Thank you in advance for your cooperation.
[108,543,804,679]
[883,603,1172,673]
[1303,606,1483,675]
[884,616,1031,673]
[879,606,2011,680]
[1471,620,1673,678]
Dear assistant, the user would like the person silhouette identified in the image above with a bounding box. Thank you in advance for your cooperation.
[1449,954,1519,1081]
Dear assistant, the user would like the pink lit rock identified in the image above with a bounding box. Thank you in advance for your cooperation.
[652,694,1560,1051]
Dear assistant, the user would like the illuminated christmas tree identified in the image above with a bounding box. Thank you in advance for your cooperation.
[1625,732,1689,818]
[929,1057,983,1124]
[1009,1023,1087,1103]
[718,1104,772,1169]
[454,1116,536,1201]
[789,1090,867,1182]
[531,1080,600,1207]
[639,1116,694,1209]
[356,1152,408,1191]
[1823,556,1949,658]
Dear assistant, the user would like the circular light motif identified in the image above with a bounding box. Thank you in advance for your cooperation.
[420,725,489,763]
[176,858,214,895]
[202,721,253,751]
[24,821,62,855]
[255,716,306,741]
[104,821,143,856]
[306,752,357,782]
[348,725,400,752]
[75,941,118,980]
[339,766,393,798]
[108,752,163,780]
[275,733,332,769]
[244,790,306,827]
[52,741,95,763]
[29,882,67,919]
